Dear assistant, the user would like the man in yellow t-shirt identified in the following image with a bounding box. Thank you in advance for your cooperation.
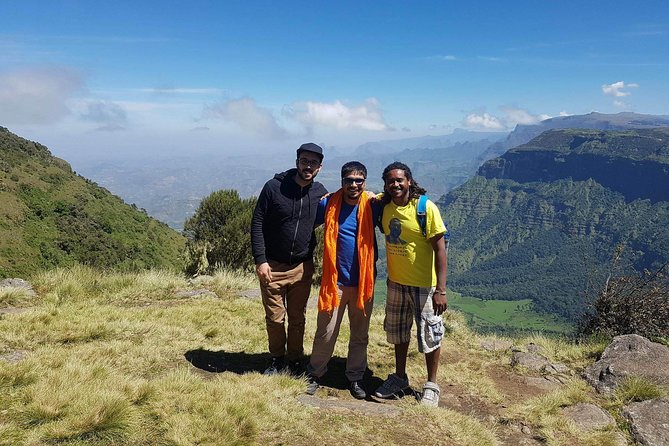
[373,162,449,408]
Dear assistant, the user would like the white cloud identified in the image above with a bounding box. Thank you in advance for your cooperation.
[602,81,639,97]
[141,87,224,95]
[559,111,571,116]
[478,56,503,62]
[463,107,551,130]
[81,100,127,130]
[0,67,84,125]
[203,97,287,139]
[288,98,389,131]
[430,55,457,61]
[463,112,505,130]
[500,106,550,126]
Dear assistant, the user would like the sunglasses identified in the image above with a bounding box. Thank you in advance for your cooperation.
[342,177,365,185]
[298,158,321,168]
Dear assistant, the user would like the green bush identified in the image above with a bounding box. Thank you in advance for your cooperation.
[183,190,257,274]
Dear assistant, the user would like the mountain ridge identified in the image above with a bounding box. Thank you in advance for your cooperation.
[478,111,669,164]
[478,127,669,203]
[0,126,185,278]
[439,127,669,320]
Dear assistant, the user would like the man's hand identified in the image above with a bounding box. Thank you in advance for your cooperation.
[432,290,448,316]
[256,262,272,285]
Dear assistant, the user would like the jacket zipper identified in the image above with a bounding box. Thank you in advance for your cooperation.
[289,187,303,264]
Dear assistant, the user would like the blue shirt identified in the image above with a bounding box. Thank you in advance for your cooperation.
[315,197,379,287]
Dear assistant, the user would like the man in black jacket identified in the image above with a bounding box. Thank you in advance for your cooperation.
[251,143,328,375]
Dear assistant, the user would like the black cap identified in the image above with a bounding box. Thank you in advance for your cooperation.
[296,142,324,161]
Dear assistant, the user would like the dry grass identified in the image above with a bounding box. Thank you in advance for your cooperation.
[522,333,608,367]
[0,286,35,307]
[0,266,632,445]
[503,379,627,445]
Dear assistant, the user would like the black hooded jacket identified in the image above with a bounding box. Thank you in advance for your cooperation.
[251,168,328,265]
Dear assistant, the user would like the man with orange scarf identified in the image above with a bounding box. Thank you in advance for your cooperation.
[305,161,377,399]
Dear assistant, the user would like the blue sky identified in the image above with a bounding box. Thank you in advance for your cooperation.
[1,0,668,160]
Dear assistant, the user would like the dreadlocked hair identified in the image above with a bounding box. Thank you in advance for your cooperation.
[381,162,427,205]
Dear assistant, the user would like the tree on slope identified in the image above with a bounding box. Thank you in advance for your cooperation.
[183,190,256,274]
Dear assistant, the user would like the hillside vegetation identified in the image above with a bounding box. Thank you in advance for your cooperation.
[0,127,185,278]
[440,128,669,321]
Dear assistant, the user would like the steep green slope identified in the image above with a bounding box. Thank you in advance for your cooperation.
[0,127,185,278]
[439,128,669,321]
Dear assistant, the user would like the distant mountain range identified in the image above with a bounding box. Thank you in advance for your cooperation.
[478,111,669,163]
[74,112,669,232]
[439,125,669,321]
[76,157,279,230]
[0,127,185,278]
[75,130,509,230]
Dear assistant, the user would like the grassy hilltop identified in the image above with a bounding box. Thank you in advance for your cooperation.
[2,266,662,446]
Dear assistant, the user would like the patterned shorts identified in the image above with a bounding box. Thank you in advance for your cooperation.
[383,279,444,353]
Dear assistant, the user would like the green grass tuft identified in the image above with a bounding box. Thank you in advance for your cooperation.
[614,376,667,404]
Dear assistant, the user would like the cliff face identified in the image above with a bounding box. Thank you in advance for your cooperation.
[439,128,669,321]
[478,128,669,202]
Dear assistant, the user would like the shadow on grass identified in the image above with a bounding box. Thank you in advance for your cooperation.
[185,348,268,374]
[184,349,417,401]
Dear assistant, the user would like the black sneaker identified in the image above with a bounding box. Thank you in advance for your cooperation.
[263,356,285,376]
[288,359,304,376]
[349,380,366,400]
[305,374,320,395]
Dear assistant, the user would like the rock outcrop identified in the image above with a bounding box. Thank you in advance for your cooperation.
[622,398,669,446]
[0,278,37,296]
[583,334,669,393]
[560,403,616,432]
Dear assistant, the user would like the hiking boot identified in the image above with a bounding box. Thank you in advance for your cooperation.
[305,374,320,395]
[420,381,440,407]
[263,356,285,376]
[349,381,367,400]
[374,373,410,399]
[288,359,304,377]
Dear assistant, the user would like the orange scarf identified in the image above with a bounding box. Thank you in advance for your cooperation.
[318,190,375,315]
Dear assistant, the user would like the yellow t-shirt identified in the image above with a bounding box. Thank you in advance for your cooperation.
[382,198,447,287]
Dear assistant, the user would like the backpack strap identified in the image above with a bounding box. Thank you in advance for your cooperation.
[374,200,385,234]
[417,195,428,237]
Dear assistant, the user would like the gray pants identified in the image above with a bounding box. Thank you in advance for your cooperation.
[308,285,374,382]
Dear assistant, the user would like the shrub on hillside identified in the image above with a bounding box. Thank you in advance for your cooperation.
[580,247,669,339]
[183,190,256,275]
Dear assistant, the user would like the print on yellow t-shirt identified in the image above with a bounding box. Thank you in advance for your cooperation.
[382,198,447,287]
